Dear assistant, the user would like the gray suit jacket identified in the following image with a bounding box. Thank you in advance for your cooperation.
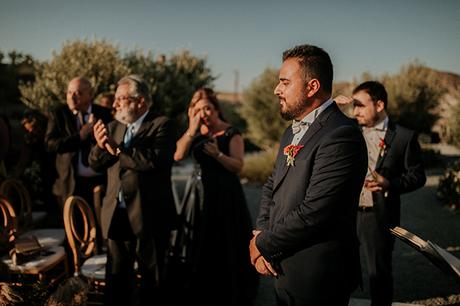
[89,109,176,239]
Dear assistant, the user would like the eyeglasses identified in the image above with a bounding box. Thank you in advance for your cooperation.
[114,95,138,104]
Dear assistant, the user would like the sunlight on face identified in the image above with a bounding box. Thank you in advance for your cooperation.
[274,58,309,121]
[114,83,138,124]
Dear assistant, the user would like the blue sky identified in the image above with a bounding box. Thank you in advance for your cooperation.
[1,0,459,92]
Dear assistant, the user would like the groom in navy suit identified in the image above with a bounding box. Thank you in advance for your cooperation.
[249,44,368,306]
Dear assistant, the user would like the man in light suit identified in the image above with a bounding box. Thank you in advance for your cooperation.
[337,81,426,306]
[249,44,368,306]
[89,75,176,306]
[45,76,112,207]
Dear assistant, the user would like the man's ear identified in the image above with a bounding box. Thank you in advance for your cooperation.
[137,96,146,108]
[376,100,385,112]
[306,79,320,98]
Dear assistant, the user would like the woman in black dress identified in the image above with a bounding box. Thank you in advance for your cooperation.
[173,88,258,306]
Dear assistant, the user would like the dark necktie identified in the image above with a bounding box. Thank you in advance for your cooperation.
[80,111,91,167]
[291,120,311,134]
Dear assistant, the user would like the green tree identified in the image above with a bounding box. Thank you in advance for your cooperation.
[380,61,444,134]
[19,39,215,122]
[124,49,214,121]
[240,68,288,149]
[19,39,129,110]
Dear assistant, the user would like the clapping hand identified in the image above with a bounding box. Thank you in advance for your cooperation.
[93,119,118,156]
[79,114,95,140]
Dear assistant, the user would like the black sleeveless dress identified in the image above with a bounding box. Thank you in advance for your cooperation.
[173,127,258,306]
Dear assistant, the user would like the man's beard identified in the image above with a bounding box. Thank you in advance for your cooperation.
[279,94,309,121]
[115,106,136,125]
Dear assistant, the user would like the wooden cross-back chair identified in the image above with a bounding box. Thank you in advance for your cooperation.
[0,178,65,248]
[0,179,33,229]
[0,196,16,254]
[0,196,68,284]
[63,195,106,292]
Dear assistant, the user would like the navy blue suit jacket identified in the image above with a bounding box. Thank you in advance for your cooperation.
[256,103,367,299]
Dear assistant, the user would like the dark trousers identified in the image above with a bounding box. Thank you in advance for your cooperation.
[75,174,106,252]
[357,210,394,306]
[105,207,167,306]
[74,175,106,207]
[275,287,350,306]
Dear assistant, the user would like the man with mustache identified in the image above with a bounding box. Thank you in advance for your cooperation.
[90,75,176,305]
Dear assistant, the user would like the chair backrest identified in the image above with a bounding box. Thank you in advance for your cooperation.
[63,195,97,275]
[0,179,32,230]
[0,196,17,253]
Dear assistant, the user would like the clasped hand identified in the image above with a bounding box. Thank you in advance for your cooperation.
[249,230,277,277]
[365,170,389,192]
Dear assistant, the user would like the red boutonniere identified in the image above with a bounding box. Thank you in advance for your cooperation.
[283,144,304,166]
[378,138,387,157]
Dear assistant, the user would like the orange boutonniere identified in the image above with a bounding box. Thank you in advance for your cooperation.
[283,144,304,166]
[378,138,387,157]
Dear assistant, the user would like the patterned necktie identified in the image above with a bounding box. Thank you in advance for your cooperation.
[291,120,311,134]
[124,125,135,148]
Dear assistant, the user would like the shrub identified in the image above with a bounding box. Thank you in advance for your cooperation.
[241,147,278,184]
[437,159,460,210]
[240,68,289,149]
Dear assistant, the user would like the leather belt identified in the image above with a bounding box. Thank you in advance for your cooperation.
[358,206,374,212]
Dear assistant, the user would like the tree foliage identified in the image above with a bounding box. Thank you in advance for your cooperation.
[448,94,460,146]
[19,39,215,120]
[379,61,444,134]
[125,49,214,122]
[19,39,129,110]
[240,68,288,149]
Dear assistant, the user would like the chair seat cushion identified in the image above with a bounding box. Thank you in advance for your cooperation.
[81,254,106,280]
[2,245,66,274]
[21,229,66,248]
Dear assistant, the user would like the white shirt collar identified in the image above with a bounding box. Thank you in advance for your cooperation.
[295,98,334,125]
[127,109,149,135]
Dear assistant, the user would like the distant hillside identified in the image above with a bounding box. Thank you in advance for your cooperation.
[431,70,460,142]
[331,69,460,142]
[216,91,243,104]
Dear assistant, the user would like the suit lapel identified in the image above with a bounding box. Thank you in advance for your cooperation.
[129,109,155,146]
[375,121,396,170]
[272,103,337,192]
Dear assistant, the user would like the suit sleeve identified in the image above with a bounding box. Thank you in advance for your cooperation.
[256,126,367,263]
[118,118,176,172]
[256,160,277,231]
[389,131,426,194]
[45,107,82,153]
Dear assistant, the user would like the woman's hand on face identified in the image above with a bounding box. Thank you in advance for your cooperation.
[188,106,202,134]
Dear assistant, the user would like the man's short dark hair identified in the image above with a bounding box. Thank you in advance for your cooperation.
[353,81,388,109]
[282,44,333,94]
